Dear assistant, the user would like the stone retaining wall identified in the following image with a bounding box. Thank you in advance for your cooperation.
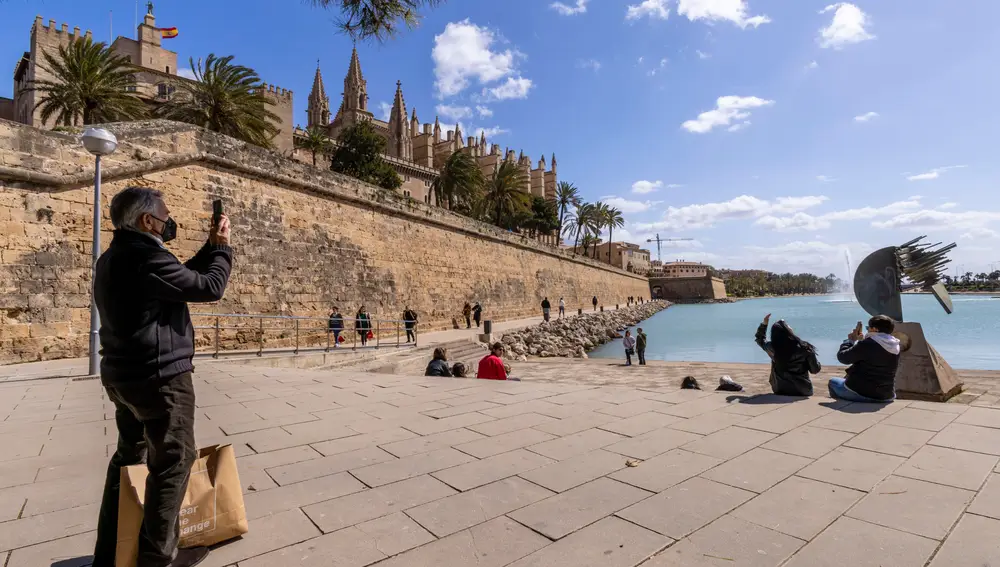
[0,119,649,363]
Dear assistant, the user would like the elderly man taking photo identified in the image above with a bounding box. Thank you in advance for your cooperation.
[92,187,233,567]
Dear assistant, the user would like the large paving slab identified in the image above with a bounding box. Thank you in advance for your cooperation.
[2,361,999,566]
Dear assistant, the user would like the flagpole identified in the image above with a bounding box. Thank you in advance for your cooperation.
[134,0,138,39]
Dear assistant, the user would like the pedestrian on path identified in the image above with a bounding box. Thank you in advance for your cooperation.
[592,296,598,311]
[356,306,372,346]
[558,297,566,318]
[403,306,418,343]
[328,307,344,347]
[463,302,472,329]
[93,187,233,567]
[636,327,647,365]
[623,330,636,366]
[541,297,551,322]
[473,302,483,328]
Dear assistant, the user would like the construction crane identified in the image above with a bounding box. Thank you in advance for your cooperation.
[645,234,695,262]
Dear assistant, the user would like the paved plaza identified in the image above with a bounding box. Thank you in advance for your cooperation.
[1,362,1000,566]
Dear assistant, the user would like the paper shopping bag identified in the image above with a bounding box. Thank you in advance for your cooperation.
[115,444,249,567]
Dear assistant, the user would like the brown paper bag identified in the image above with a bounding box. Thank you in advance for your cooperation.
[115,444,249,567]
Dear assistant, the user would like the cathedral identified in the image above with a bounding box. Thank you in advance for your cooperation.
[295,49,558,206]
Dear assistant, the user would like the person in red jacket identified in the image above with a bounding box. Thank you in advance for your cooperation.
[477,342,509,380]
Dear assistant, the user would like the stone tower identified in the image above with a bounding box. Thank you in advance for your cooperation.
[343,47,368,113]
[387,81,412,160]
[306,62,330,129]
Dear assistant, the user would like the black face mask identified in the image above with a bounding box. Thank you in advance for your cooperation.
[149,215,178,243]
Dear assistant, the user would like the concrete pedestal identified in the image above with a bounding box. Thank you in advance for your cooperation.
[894,321,963,402]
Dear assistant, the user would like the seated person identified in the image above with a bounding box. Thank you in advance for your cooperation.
[755,313,821,396]
[829,315,901,402]
[451,362,467,378]
[424,347,452,377]
[477,342,510,380]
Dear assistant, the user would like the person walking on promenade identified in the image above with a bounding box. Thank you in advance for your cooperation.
[622,330,637,366]
[356,306,372,346]
[636,327,648,365]
[592,296,598,311]
[328,307,344,347]
[558,297,566,318]
[403,306,418,343]
[93,187,233,567]
[463,302,473,329]
[755,313,821,396]
[541,297,551,322]
[472,302,483,328]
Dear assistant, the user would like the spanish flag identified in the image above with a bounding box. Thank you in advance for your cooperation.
[159,27,179,39]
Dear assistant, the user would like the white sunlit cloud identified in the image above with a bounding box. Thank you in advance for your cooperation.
[757,198,925,232]
[432,19,525,99]
[435,104,473,121]
[872,209,1000,231]
[743,241,874,271]
[378,101,391,121]
[475,106,493,118]
[626,0,670,21]
[681,95,775,133]
[634,195,828,232]
[961,228,999,240]
[177,68,197,80]
[632,180,663,194]
[697,50,711,60]
[551,0,588,15]
[600,196,662,214]
[677,0,771,29]
[854,111,879,122]
[577,59,602,72]
[816,175,835,182]
[906,165,967,181]
[806,60,819,69]
[481,77,533,101]
[818,3,875,49]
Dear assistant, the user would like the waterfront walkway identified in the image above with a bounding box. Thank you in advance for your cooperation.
[1,362,999,566]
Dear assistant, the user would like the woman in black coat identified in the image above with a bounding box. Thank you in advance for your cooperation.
[755,314,821,396]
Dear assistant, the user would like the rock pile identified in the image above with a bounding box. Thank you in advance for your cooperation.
[499,301,669,360]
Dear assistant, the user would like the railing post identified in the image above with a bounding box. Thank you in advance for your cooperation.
[257,317,264,357]
[376,319,380,349]
[325,326,331,352]
[294,318,300,354]
[213,317,220,359]
[353,319,357,351]
[396,320,400,347]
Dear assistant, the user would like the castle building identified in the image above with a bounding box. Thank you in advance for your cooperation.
[295,49,558,206]
[1,9,295,152]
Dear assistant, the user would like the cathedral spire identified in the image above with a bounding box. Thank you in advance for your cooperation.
[433,116,441,141]
[454,122,464,148]
[342,47,368,112]
[480,130,487,148]
[388,81,412,160]
[307,60,330,129]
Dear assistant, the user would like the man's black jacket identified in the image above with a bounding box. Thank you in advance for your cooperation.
[95,230,233,384]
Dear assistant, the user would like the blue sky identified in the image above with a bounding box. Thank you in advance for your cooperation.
[3,0,999,277]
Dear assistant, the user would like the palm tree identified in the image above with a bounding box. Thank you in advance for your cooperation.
[601,206,625,264]
[29,36,146,126]
[309,0,444,42]
[555,181,581,245]
[482,161,530,229]
[156,54,280,148]
[563,202,597,255]
[298,127,333,167]
[431,150,484,210]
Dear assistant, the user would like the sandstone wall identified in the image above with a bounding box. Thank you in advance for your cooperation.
[0,119,649,364]
[649,276,727,302]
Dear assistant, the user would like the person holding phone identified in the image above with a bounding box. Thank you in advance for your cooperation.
[754,314,821,396]
[829,315,901,402]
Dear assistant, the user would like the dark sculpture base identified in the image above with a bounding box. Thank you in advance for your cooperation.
[893,322,963,402]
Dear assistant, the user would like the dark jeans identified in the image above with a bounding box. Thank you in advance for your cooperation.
[638,348,646,365]
[406,326,415,342]
[625,350,633,366]
[360,331,368,346]
[474,317,481,328]
[465,316,471,329]
[94,372,197,567]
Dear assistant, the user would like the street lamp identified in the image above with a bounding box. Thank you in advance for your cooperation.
[81,128,118,377]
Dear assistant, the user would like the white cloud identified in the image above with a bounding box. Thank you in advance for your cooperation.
[666,183,684,188]
[906,165,967,181]
[472,126,509,138]
[873,209,1000,230]
[818,3,875,49]
[737,197,922,232]
[635,194,827,232]
[475,105,493,118]
[744,241,874,271]
[696,50,712,60]
[961,228,999,240]
[816,175,835,182]
[682,95,775,134]
[577,59,602,72]
[821,198,922,221]
[637,56,645,64]
[938,202,958,210]
[755,213,831,232]
[432,20,521,98]
[632,180,663,194]
[806,60,819,69]
[727,121,751,132]
[626,0,670,21]
[660,58,669,67]
[600,197,661,214]
[677,0,771,28]
[378,101,391,121]
[435,104,473,121]
[482,77,533,101]
[177,67,197,80]
[551,0,588,15]
[854,111,879,122]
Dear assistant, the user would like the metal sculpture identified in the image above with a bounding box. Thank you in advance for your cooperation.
[853,236,956,321]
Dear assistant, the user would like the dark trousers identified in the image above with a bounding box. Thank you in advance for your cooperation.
[406,326,415,342]
[360,332,368,346]
[625,351,633,366]
[474,317,481,328]
[94,372,197,567]
[465,316,471,328]
[638,348,646,365]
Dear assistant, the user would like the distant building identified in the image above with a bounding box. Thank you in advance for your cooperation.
[717,269,769,279]
[659,260,709,278]
[2,10,294,152]
[567,242,651,275]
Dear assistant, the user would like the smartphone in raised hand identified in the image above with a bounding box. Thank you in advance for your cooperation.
[854,321,863,340]
[212,199,223,227]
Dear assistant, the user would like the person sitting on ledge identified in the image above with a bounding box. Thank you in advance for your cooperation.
[452,362,467,378]
[755,313,821,396]
[425,347,452,377]
[477,342,519,380]
[829,315,901,403]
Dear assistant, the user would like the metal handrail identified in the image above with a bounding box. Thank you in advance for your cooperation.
[190,312,419,358]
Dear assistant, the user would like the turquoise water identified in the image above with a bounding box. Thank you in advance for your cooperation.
[589,295,1000,370]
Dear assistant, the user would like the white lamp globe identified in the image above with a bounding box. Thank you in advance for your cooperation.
[81,128,118,157]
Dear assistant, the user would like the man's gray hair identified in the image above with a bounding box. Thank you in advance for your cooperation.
[110,187,163,229]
